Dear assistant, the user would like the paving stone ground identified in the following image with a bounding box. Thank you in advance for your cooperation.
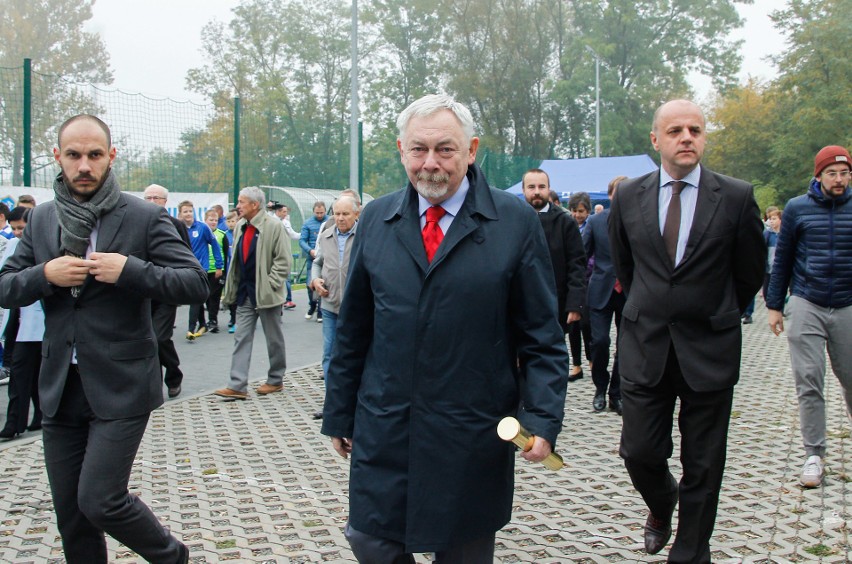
[0,300,850,563]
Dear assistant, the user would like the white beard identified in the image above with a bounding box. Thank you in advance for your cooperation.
[414,173,451,200]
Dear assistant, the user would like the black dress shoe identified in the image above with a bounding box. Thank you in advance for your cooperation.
[644,512,673,554]
[313,411,323,420]
[177,542,189,564]
[593,393,606,412]
[567,368,584,382]
[609,397,623,415]
[27,421,42,432]
[0,428,20,440]
[168,385,182,399]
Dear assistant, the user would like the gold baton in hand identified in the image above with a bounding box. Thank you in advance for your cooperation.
[497,417,564,471]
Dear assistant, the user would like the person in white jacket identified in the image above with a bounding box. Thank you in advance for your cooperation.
[0,207,44,440]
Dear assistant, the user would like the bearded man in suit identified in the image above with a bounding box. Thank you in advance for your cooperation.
[608,100,765,562]
[0,114,207,563]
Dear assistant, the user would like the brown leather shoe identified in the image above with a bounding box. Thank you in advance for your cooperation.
[256,383,283,395]
[644,513,673,555]
[213,388,248,400]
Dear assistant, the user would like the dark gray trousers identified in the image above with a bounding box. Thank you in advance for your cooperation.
[42,367,184,564]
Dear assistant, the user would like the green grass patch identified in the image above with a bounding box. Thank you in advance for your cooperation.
[804,543,835,556]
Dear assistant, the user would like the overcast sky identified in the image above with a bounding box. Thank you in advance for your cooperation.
[86,0,788,105]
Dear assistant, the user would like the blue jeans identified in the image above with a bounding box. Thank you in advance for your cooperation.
[285,278,292,302]
[321,308,338,384]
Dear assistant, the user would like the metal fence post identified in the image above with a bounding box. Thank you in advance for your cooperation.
[233,96,241,206]
[358,121,363,199]
[23,58,32,187]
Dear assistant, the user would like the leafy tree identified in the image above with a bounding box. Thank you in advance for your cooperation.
[707,0,852,208]
[187,0,353,191]
[767,0,852,203]
[705,79,778,185]
[559,0,746,158]
[0,0,112,185]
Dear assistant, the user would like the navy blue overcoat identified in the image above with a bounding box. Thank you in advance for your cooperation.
[321,164,569,552]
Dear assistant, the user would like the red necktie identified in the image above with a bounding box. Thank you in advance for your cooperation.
[422,206,446,263]
[242,223,256,262]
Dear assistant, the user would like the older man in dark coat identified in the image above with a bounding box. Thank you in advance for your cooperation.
[321,94,569,562]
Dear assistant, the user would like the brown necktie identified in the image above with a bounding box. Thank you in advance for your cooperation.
[422,205,446,262]
[662,181,685,266]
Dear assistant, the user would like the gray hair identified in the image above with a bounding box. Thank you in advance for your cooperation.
[240,186,266,207]
[143,184,169,198]
[396,94,475,143]
[335,194,360,213]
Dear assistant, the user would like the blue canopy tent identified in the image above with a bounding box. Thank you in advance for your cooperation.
[505,154,658,208]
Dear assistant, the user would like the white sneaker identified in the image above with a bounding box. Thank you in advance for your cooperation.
[0,367,10,386]
[800,455,823,488]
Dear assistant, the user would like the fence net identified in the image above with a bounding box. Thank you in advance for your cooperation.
[1,62,543,211]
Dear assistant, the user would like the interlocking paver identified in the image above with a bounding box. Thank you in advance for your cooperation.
[0,302,851,562]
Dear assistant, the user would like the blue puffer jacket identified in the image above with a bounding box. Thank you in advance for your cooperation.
[766,180,852,311]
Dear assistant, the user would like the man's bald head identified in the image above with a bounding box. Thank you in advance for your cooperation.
[58,114,112,149]
[651,99,705,133]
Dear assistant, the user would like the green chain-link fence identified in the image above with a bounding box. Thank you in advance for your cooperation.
[1,60,542,209]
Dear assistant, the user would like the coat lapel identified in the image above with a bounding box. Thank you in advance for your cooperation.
[427,165,495,273]
[388,164,496,275]
[679,169,721,268]
[79,196,127,296]
[45,204,62,258]
[636,171,671,268]
[95,197,127,253]
[388,188,430,274]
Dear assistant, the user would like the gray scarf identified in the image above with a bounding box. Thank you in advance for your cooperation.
[53,170,121,257]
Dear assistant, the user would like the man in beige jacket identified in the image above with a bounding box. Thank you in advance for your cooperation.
[215,187,291,399]
[310,194,360,419]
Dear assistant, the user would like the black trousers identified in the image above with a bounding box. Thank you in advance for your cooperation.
[204,272,223,325]
[151,301,183,389]
[2,341,41,434]
[42,367,184,564]
[568,316,592,367]
[620,345,733,563]
[2,307,19,368]
[589,289,625,398]
[344,522,495,564]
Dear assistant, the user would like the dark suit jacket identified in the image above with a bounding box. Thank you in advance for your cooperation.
[168,214,191,248]
[582,209,617,311]
[0,193,209,420]
[537,206,587,331]
[608,168,765,392]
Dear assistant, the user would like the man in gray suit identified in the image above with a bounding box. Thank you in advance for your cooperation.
[0,115,208,563]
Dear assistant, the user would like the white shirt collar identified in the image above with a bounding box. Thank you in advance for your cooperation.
[660,164,702,189]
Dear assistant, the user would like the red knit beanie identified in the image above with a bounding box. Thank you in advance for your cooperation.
[814,145,852,177]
